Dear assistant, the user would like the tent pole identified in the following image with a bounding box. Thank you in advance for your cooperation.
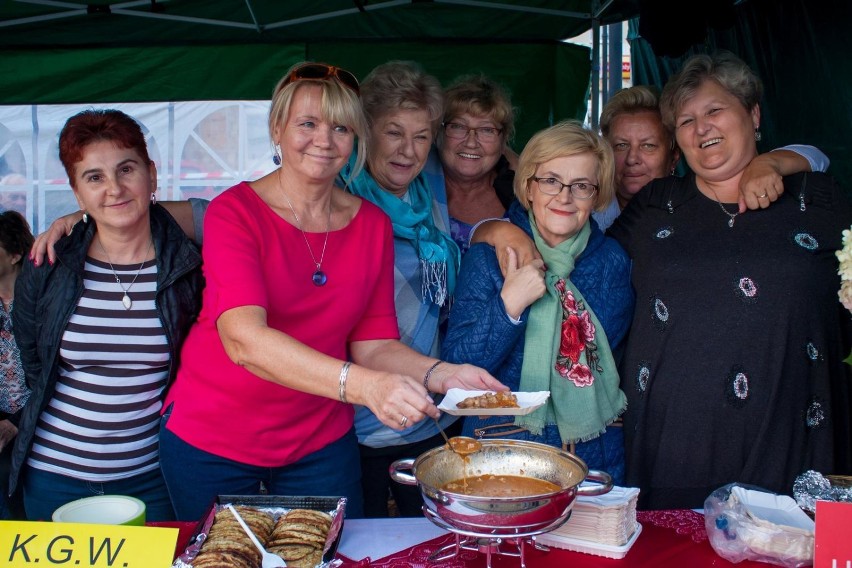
[591,17,600,129]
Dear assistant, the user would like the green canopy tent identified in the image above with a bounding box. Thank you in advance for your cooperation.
[0,0,642,148]
[2,1,648,230]
[2,0,848,184]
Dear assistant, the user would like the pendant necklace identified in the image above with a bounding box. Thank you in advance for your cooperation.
[280,183,332,287]
[96,236,153,309]
[707,186,739,228]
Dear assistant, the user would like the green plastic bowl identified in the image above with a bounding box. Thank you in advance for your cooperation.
[52,495,146,526]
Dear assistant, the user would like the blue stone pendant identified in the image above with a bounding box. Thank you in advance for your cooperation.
[312,270,328,286]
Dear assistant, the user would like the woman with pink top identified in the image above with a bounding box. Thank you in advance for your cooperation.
[157,62,503,521]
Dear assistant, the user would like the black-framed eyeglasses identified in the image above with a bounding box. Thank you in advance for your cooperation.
[442,122,503,142]
[533,177,598,199]
[283,63,360,95]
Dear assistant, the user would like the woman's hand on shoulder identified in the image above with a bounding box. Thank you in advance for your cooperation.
[471,221,540,277]
[30,211,83,266]
[500,247,546,319]
[738,151,797,212]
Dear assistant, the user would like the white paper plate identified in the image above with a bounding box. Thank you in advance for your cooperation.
[438,389,550,416]
[537,522,642,559]
[730,486,814,531]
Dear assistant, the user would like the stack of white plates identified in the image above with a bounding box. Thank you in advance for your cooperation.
[536,485,641,559]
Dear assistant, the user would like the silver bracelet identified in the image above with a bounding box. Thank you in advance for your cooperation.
[338,361,352,403]
[423,360,442,392]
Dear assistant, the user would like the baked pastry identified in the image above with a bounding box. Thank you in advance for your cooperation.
[193,506,273,568]
[193,506,332,568]
[267,509,333,568]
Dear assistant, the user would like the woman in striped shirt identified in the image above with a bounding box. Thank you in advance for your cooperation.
[9,109,204,521]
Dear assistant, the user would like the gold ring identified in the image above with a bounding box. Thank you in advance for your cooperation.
[758,192,768,199]
[399,415,408,427]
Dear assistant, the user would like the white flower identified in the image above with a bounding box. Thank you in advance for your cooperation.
[841,281,852,312]
[839,225,852,315]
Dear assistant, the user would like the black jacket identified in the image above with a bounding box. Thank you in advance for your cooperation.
[8,204,203,494]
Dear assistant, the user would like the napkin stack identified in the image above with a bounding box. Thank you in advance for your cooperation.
[536,485,641,559]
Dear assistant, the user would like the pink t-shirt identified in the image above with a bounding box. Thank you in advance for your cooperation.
[163,182,399,467]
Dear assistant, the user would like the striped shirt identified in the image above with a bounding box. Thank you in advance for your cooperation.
[28,257,168,481]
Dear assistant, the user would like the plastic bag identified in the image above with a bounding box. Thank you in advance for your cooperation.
[703,483,814,567]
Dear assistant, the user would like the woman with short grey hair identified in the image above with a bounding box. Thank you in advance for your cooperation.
[341,60,468,518]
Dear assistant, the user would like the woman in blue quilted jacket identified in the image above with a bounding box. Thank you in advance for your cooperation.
[441,120,634,484]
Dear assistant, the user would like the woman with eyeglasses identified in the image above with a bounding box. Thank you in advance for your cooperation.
[441,121,634,484]
[157,61,503,522]
[469,87,826,265]
[436,75,518,256]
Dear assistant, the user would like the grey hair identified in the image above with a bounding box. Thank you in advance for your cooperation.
[660,51,763,131]
[360,60,444,134]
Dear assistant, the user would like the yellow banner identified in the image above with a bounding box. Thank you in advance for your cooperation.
[0,521,178,568]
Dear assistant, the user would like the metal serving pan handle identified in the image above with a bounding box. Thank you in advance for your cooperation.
[389,458,416,485]
[576,469,613,497]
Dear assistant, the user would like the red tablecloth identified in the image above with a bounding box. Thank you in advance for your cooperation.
[154,510,770,567]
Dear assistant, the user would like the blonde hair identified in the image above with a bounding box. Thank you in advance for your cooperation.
[514,120,615,213]
[268,62,369,181]
[600,86,663,130]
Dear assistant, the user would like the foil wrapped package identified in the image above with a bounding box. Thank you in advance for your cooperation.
[793,470,852,514]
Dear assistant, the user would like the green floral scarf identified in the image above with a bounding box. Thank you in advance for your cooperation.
[515,211,626,443]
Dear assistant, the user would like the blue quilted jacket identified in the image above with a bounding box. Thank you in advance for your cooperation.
[441,201,634,454]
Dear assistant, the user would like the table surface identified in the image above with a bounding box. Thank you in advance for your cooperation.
[157,509,774,567]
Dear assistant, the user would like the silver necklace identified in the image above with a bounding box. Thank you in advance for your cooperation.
[280,185,332,286]
[707,186,739,228]
[96,237,153,310]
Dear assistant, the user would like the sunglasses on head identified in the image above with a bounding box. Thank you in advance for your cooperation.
[283,63,360,95]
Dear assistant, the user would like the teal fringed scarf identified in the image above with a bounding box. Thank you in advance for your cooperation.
[515,212,627,443]
[341,153,460,305]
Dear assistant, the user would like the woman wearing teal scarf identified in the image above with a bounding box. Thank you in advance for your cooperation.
[345,61,468,518]
[442,121,634,484]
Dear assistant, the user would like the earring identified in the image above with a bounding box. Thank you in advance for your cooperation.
[151,192,157,205]
[82,211,88,224]
[272,144,282,166]
[754,130,762,142]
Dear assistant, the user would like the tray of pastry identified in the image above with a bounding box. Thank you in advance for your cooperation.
[172,494,345,568]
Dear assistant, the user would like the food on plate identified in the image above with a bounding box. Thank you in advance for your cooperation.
[457,391,519,409]
[266,508,333,568]
[193,506,332,568]
[442,474,561,497]
[193,506,273,568]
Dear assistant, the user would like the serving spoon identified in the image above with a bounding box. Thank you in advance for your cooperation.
[433,417,482,456]
[447,435,482,456]
[226,504,287,568]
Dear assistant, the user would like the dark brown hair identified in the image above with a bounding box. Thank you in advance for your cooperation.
[0,210,34,265]
[58,109,151,186]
